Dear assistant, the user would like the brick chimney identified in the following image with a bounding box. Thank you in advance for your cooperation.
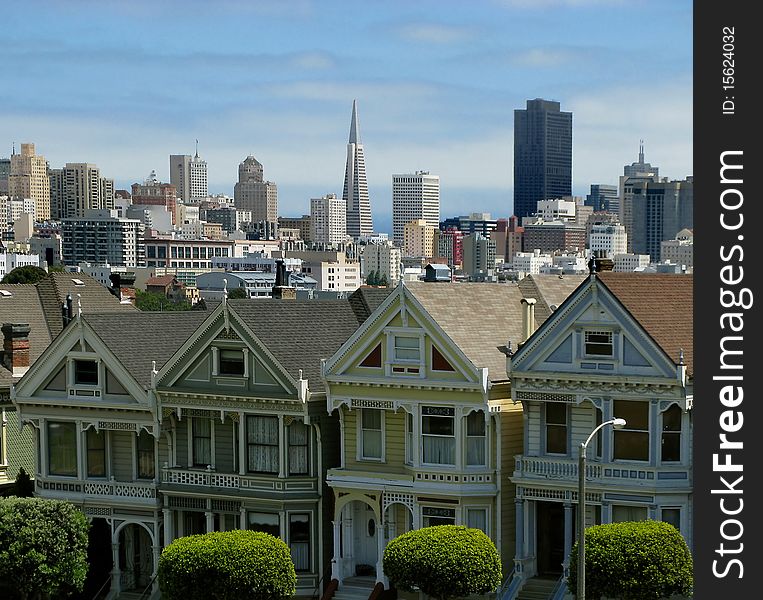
[110,272,137,304]
[2,323,31,377]
[272,259,296,300]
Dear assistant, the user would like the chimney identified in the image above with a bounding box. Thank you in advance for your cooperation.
[2,323,31,377]
[594,249,614,272]
[272,259,296,300]
[520,298,537,343]
[119,272,137,304]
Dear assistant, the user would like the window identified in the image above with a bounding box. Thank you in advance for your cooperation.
[612,505,648,523]
[422,407,455,465]
[219,349,245,376]
[585,331,613,357]
[545,403,568,455]
[248,512,280,537]
[661,405,682,462]
[466,411,486,466]
[86,429,106,477]
[661,508,681,532]
[192,418,211,467]
[431,345,456,372]
[289,514,310,572]
[48,422,77,477]
[288,421,309,475]
[613,401,649,461]
[423,507,456,527]
[74,360,98,385]
[247,416,279,473]
[394,336,420,362]
[405,412,414,465]
[360,409,383,460]
[137,431,155,479]
[466,508,488,534]
[359,344,382,368]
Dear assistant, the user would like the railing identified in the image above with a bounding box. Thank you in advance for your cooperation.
[311,564,333,599]
[89,574,111,600]
[137,572,158,600]
[496,568,522,600]
[161,467,317,493]
[368,582,385,600]
[319,579,339,600]
[549,575,568,600]
[37,476,157,501]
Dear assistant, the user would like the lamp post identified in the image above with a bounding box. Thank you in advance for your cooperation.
[577,417,626,600]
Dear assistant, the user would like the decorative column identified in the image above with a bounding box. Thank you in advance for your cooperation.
[151,544,161,596]
[563,503,574,577]
[342,513,353,579]
[205,511,214,533]
[331,519,342,582]
[162,509,173,547]
[240,505,247,530]
[515,498,525,575]
[111,542,122,594]
[238,412,246,475]
[376,513,386,586]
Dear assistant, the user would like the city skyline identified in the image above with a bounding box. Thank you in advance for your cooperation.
[2,0,692,233]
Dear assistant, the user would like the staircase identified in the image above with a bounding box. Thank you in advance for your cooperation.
[516,576,559,600]
[333,576,377,600]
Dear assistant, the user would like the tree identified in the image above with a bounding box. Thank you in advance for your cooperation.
[135,290,191,311]
[567,521,693,600]
[1,265,49,284]
[158,530,296,600]
[383,525,502,600]
[366,270,378,286]
[378,273,389,287]
[0,497,89,599]
[227,287,247,299]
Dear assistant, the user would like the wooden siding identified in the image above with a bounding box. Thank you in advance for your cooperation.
[111,430,134,481]
[215,419,235,473]
[498,396,524,575]
[175,422,188,468]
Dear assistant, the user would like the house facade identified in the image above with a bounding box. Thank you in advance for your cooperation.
[507,271,693,589]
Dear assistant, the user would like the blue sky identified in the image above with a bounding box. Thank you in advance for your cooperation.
[3,0,692,234]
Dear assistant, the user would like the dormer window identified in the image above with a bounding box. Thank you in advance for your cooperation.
[584,331,613,357]
[74,360,99,385]
[394,336,420,362]
[219,349,245,376]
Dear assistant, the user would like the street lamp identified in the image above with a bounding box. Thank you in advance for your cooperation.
[577,417,626,600]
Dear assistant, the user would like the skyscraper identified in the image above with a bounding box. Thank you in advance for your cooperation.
[234,155,277,223]
[170,148,208,202]
[48,163,114,219]
[392,171,440,247]
[310,194,346,245]
[342,100,373,239]
[9,143,51,220]
[513,99,572,220]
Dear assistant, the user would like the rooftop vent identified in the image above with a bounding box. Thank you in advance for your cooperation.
[0,290,12,298]
[72,278,85,286]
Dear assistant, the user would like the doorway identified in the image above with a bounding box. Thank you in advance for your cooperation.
[536,502,565,576]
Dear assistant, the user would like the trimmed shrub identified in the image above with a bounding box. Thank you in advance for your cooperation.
[383,525,502,600]
[158,530,297,600]
[0,497,90,599]
[567,520,693,599]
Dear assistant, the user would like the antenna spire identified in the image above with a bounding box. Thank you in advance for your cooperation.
[195,139,199,158]
[349,99,360,145]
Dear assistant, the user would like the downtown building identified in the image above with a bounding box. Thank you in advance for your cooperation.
[392,171,440,247]
[49,163,115,219]
[234,156,278,223]
[169,151,208,202]
[513,99,572,220]
[131,172,178,225]
[62,210,145,267]
[342,100,373,239]
[310,194,347,245]
[8,143,50,221]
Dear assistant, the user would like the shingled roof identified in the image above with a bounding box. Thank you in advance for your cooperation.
[598,272,693,376]
[405,282,535,382]
[0,285,52,388]
[518,274,587,325]
[347,287,394,324]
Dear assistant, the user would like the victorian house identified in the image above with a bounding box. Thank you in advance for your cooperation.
[322,282,538,596]
[507,271,693,595]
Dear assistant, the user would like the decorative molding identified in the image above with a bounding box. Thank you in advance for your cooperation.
[351,398,394,410]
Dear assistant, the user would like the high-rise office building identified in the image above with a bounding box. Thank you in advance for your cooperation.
[170,149,208,202]
[131,171,178,225]
[623,141,659,179]
[617,143,660,229]
[48,163,114,219]
[403,219,436,258]
[234,155,278,223]
[9,143,51,220]
[586,184,619,212]
[0,157,10,195]
[392,171,440,247]
[342,100,373,239]
[513,98,572,220]
[62,209,145,267]
[310,194,347,245]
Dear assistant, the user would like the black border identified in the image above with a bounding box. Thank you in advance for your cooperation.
[694,3,760,598]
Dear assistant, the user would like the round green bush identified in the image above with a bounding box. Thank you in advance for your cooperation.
[0,497,89,599]
[567,520,693,599]
[158,530,296,600]
[383,525,502,600]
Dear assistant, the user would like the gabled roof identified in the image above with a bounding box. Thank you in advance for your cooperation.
[146,274,180,287]
[0,285,52,388]
[405,282,532,382]
[598,272,693,376]
[517,274,587,325]
[228,299,367,392]
[347,287,395,324]
[84,311,210,388]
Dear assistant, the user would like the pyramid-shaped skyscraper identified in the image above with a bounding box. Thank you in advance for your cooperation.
[342,100,373,238]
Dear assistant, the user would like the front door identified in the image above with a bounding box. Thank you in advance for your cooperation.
[537,502,565,576]
[352,502,377,576]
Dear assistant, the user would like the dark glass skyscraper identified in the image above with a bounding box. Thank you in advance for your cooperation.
[513,98,572,220]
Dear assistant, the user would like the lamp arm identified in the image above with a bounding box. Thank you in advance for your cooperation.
[582,418,621,449]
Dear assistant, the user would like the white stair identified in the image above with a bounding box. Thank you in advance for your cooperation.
[333,576,377,600]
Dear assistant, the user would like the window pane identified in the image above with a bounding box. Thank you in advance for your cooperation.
[613,431,649,460]
[546,425,567,454]
[585,331,613,356]
[138,431,155,479]
[546,403,567,425]
[661,508,681,532]
[288,422,309,475]
[423,436,455,465]
[289,514,310,572]
[612,505,648,523]
[661,432,681,462]
[466,411,485,436]
[192,419,211,466]
[614,401,648,430]
[361,409,381,430]
[362,430,382,459]
[75,360,98,385]
[247,416,279,473]
[662,405,681,431]
[48,422,77,476]
[466,411,486,466]
[467,509,488,533]
[423,415,454,436]
[87,429,105,477]
[219,349,245,376]
[394,336,420,361]
[248,512,279,537]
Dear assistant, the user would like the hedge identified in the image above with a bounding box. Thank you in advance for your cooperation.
[567,520,693,599]
[158,530,296,600]
[383,525,502,600]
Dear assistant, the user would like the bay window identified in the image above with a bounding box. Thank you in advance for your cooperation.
[247,416,279,473]
[288,421,309,475]
[422,407,455,465]
[613,400,649,461]
[466,410,486,466]
[48,421,77,477]
[360,409,383,460]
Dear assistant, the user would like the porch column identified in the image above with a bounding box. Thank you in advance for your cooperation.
[514,499,525,575]
[342,513,353,572]
[376,514,386,586]
[205,511,214,533]
[238,412,246,475]
[563,503,574,577]
[162,508,173,547]
[111,542,122,594]
[151,544,161,595]
[331,519,342,582]
[240,505,247,530]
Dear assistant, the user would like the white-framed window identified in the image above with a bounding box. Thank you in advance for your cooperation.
[465,410,486,466]
[192,418,211,467]
[48,421,77,477]
[466,507,489,534]
[661,405,682,462]
[584,330,613,357]
[289,513,311,572]
[660,507,682,533]
[247,415,279,473]
[394,336,420,362]
[360,409,383,460]
[611,504,648,523]
[613,400,649,461]
[86,428,106,478]
[248,512,280,537]
[544,403,568,455]
[422,407,455,465]
[422,506,456,527]
[288,421,309,475]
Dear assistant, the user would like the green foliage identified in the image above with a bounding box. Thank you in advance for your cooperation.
[0,497,90,599]
[12,467,35,497]
[366,270,378,286]
[227,287,247,299]
[1,265,49,284]
[135,290,192,311]
[383,525,502,600]
[158,530,297,600]
[567,521,693,599]
[378,273,389,287]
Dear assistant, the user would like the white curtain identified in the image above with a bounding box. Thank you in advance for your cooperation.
[361,409,382,459]
[423,436,455,465]
[467,509,488,533]
[248,416,279,473]
[290,543,309,571]
[288,422,309,474]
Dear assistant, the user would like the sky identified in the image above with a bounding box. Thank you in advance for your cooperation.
[2,0,692,234]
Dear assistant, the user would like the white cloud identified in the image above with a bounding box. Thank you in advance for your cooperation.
[395,23,476,45]
[496,0,627,8]
[508,47,593,68]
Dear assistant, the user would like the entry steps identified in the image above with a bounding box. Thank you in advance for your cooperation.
[516,576,560,600]
[333,576,377,600]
